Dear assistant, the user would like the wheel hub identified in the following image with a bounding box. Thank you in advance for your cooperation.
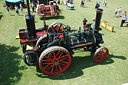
[53,60,59,65]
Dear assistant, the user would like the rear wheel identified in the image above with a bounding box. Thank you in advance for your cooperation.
[93,47,109,63]
[39,46,71,75]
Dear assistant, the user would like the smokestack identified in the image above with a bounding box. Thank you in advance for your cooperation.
[95,8,103,33]
[25,0,36,39]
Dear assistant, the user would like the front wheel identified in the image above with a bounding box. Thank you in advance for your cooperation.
[39,46,71,75]
[93,47,109,63]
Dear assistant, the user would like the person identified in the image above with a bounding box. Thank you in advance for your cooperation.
[120,11,127,27]
[95,2,100,9]
[103,0,105,6]
[37,0,39,5]
[118,7,122,17]
[83,18,88,27]
[80,0,85,7]
[6,6,11,15]
[58,0,60,4]
[114,8,118,17]
[67,0,70,3]
[65,1,68,10]
[15,5,19,15]
[20,4,23,12]
[105,0,107,6]
[49,1,55,16]
[98,2,100,7]
[69,0,73,4]
[93,19,96,33]
[31,2,35,12]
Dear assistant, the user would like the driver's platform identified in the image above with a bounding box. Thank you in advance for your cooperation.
[19,29,47,43]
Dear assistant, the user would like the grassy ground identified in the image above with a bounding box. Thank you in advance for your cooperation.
[0,0,128,85]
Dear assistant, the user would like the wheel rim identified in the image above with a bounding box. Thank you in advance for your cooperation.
[94,47,109,62]
[39,50,71,75]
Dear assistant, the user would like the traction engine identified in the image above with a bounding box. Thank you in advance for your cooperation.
[18,0,109,75]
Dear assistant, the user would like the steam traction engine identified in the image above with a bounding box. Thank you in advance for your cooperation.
[19,0,109,75]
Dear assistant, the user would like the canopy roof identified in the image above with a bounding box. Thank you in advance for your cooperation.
[6,0,21,3]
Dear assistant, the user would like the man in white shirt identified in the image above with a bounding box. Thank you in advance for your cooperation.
[105,0,107,6]
[120,14,127,27]
[118,7,122,17]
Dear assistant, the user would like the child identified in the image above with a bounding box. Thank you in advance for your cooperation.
[118,7,122,17]
[105,0,107,6]
[20,4,23,12]
[6,6,11,15]
[15,5,19,15]
[114,8,118,17]
[65,1,68,10]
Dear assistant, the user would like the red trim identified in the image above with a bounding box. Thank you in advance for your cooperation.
[20,38,38,43]
[20,30,47,43]
[36,30,47,36]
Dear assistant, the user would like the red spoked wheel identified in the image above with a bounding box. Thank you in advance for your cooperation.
[93,47,109,63]
[39,46,71,75]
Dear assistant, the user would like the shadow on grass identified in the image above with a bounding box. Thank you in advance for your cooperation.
[0,44,26,85]
[0,14,3,20]
[68,9,76,10]
[36,53,126,79]
[40,15,65,20]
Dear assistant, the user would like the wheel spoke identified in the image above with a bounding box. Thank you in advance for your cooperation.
[59,55,68,59]
[95,55,101,59]
[43,62,52,64]
[58,64,62,70]
[59,62,65,65]
[46,64,53,70]
[56,50,61,57]
[58,51,63,60]
[101,51,106,55]
[58,24,62,32]
[51,65,54,72]
[59,60,68,64]
[55,65,58,70]
[46,56,53,61]
[59,57,67,61]
[44,63,52,70]
[98,52,102,56]
[53,51,56,58]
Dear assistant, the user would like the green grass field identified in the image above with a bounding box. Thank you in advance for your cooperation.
[0,0,128,85]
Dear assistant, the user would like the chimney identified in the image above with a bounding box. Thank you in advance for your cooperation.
[95,8,103,33]
[25,0,36,39]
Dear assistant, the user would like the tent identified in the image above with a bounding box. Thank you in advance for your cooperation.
[5,0,24,8]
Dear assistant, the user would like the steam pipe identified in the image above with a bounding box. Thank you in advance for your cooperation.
[25,0,36,39]
[95,8,103,33]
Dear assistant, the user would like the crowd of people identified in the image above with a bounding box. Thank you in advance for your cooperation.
[114,7,122,17]
[114,7,127,27]
[6,4,23,16]
[103,0,107,6]
[4,0,128,27]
